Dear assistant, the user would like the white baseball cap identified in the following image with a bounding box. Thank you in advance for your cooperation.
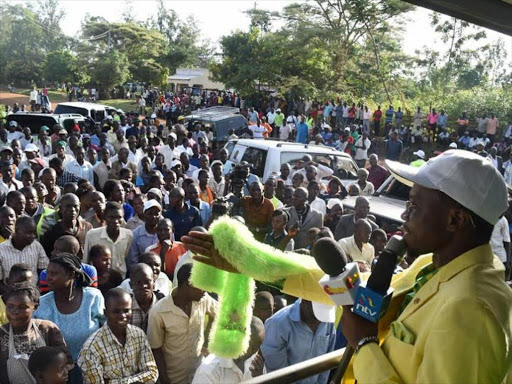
[9,121,18,127]
[413,150,425,159]
[327,198,343,210]
[449,142,457,149]
[385,149,508,225]
[170,159,182,168]
[151,114,157,119]
[312,300,336,323]
[24,144,39,153]
[143,199,162,213]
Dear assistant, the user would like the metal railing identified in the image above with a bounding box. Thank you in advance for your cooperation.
[244,348,346,383]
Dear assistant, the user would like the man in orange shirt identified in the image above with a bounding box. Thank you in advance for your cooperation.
[145,218,187,277]
[238,182,274,241]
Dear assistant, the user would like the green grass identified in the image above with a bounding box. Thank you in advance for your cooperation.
[97,98,139,112]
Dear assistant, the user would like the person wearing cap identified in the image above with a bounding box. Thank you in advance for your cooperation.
[448,142,458,150]
[410,149,426,167]
[324,198,344,234]
[48,140,73,168]
[17,143,39,173]
[475,142,488,157]
[7,121,23,142]
[339,150,512,383]
[36,125,51,157]
[261,298,336,384]
[159,133,179,168]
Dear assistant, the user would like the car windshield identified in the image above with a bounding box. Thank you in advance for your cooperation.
[280,152,358,180]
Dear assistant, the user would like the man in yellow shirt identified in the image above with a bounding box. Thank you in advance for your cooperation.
[183,149,512,384]
[341,149,512,384]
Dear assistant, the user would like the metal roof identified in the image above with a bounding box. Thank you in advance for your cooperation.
[403,0,512,36]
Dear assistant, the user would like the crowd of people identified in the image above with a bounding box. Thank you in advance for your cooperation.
[0,89,510,384]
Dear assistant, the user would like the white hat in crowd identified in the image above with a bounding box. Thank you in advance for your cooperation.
[449,142,458,149]
[386,150,508,225]
[143,199,162,213]
[413,150,425,159]
[24,144,39,153]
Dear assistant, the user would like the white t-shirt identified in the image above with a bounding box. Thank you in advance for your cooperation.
[8,131,24,142]
[280,124,293,140]
[491,216,510,263]
[249,125,266,139]
[354,137,371,160]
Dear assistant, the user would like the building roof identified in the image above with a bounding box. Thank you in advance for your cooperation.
[403,0,512,36]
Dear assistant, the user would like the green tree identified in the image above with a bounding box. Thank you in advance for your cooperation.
[44,50,90,84]
[87,51,130,98]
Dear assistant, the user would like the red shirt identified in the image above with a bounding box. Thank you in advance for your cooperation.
[367,165,389,190]
[373,110,383,122]
[147,241,187,276]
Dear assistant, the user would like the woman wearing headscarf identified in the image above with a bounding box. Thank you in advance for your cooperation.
[33,253,104,384]
[0,282,67,384]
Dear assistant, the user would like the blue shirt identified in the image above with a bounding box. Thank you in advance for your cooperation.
[386,139,403,161]
[437,114,448,128]
[459,135,470,148]
[163,203,202,242]
[296,122,309,144]
[261,299,336,384]
[126,224,158,267]
[123,203,134,222]
[385,108,394,123]
[34,287,105,359]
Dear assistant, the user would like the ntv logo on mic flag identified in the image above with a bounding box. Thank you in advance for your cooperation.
[355,295,377,318]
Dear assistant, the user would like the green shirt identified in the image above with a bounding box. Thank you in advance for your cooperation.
[274,113,285,127]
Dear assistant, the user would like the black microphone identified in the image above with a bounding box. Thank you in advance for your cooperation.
[312,238,348,277]
[329,235,406,384]
[313,238,363,309]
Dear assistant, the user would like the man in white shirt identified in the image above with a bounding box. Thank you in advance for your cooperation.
[65,146,94,184]
[468,133,479,150]
[490,215,510,267]
[338,218,375,267]
[29,87,38,111]
[158,133,179,168]
[0,161,22,196]
[177,138,194,157]
[192,317,265,384]
[249,122,266,139]
[7,121,23,142]
[267,108,276,126]
[209,160,226,197]
[307,181,326,215]
[354,132,371,168]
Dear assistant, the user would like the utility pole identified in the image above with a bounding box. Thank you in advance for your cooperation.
[107,30,111,50]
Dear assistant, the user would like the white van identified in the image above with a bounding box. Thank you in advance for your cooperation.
[54,102,121,123]
[224,139,359,183]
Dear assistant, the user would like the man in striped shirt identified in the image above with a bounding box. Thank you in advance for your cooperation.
[78,288,158,384]
[0,216,47,293]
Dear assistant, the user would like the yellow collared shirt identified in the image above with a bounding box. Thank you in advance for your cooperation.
[353,244,512,384]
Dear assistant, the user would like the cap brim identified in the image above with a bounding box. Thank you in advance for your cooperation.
[385,160,436,189]
[312,302,335,323]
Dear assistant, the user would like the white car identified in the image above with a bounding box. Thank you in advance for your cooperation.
[223,139,359,184]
